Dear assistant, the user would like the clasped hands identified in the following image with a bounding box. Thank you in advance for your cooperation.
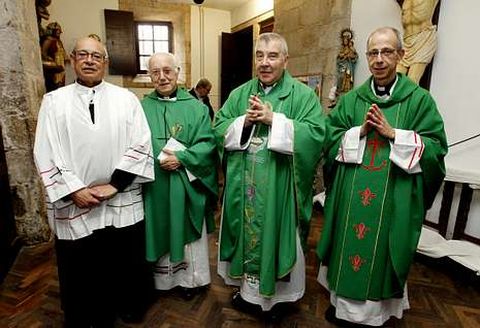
[71,184,118,209]
[360,103,395,139]
[159,148,181,171]
[245,94,273,127]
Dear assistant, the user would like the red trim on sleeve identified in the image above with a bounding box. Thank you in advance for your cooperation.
[40,166,57,175]
[408,148,418,169]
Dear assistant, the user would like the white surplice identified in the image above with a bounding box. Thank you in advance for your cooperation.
[34,81,154,240]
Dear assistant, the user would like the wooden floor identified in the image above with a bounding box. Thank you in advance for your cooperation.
[1,209,480,327]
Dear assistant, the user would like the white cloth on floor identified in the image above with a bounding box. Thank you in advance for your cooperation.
[417,227,480,274]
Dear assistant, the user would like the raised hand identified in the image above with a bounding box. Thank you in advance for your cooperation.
[246,94,273,126]
[365,104,395,139]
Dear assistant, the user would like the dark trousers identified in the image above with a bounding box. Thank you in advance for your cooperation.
[55,221,152,328]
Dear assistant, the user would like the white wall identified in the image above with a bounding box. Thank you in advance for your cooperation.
[351,0,402,88]
[352,0,480,242]
[191,6,231,110]
[429,0,480,241]
[47,0,122,87]
[231,0,273,28]
[430,0,480,144]
[353,0,480,145]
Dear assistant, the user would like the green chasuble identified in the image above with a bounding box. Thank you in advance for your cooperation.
[142,88,218,263]
[214,71,325,296]
[317,74,447,300]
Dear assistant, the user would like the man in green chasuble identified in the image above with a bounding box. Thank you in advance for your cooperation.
[214,33,325,313]
[316,27,447,326]
[142,53,218,298]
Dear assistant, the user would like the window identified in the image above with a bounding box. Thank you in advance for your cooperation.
[136,22,173,73]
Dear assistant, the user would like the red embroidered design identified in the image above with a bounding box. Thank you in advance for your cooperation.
[362,131,387,171]
[359,187,376,206]
[349,254,366,272]
[353,222,370,239]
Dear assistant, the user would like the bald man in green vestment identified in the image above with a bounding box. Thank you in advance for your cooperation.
[142,52,218,299]
[316,27,447,326]
[214,33,325,315]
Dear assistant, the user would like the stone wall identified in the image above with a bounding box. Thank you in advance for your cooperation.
[274,0,353,110]
[119,0,191,87]
[274,0,353,193]
[0,0,51,244]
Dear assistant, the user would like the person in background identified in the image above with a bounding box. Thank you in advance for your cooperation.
[189,78,215,120]
[142,52,218,300]
[214,32,325,318]
[316,26,447,326]
[34,36,154,327]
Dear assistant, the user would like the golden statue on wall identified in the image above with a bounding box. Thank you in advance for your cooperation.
[36,0,69,91]
[41,22,69,91]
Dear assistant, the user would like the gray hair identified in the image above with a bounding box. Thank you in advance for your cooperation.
[366,27,403,50]
[147,52,180,71]
[256,32,289,56]
[72,36,109,59]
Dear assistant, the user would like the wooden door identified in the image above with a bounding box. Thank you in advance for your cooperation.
[220,26,253,105]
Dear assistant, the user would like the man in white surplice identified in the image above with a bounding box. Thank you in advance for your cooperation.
[34,37,154,327]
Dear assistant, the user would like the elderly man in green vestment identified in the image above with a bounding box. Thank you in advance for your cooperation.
[142,52,218,299]
[316,27,447,326]
[214,33,325,314]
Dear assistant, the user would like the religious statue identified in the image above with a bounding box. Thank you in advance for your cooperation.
[396,0,439,84]
[41,22,69,91]
[336,28,358,96]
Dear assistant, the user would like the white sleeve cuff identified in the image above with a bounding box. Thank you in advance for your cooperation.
[335,126,366,164]
[224,115,255,151]
[267,113,294,155]
[389,129,423,173]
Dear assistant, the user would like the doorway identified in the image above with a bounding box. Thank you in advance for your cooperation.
[220,26,253,105]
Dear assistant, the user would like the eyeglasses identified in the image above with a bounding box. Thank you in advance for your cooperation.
[73,50,106,62]
[366,48,397,59]
[149,68,177,79]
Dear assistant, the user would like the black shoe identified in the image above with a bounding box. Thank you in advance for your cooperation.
[231,291,262,315]
[263,306,282,323]
[119,309,146,324]
[178,287,197,301]
[231,290,248,309]
[325,305,337,324]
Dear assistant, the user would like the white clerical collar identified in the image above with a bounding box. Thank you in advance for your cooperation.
[260,82,277,95]
[156,89,178,102]
[157,96,177,102]
[370,75,398,99]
